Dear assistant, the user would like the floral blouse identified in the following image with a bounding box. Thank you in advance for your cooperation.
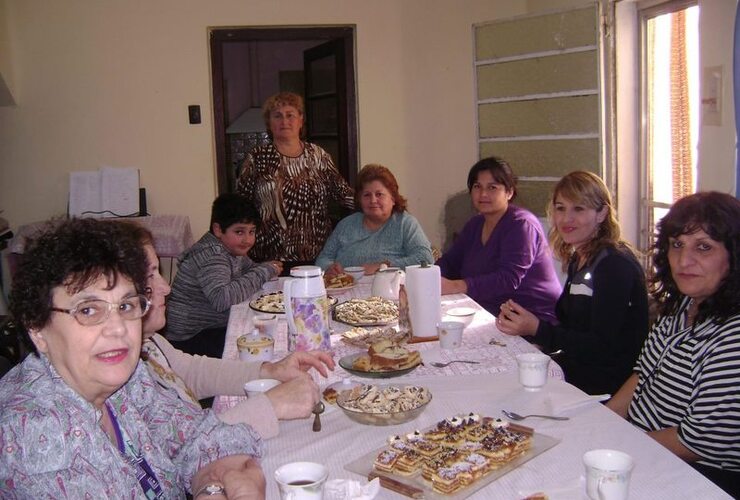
[0,354,264,499]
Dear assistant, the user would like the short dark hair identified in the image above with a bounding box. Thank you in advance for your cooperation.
[354,164,407,213]
[651,191,740,323]
[209,193,260,233]
[466,156,517,199]
[9,218,148,333]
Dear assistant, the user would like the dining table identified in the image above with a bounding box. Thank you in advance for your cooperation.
[214,276,731,499]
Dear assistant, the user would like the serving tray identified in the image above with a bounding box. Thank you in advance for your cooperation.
[345,428,559,499]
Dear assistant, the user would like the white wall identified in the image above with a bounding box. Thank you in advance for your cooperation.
[696,0,737,192]
[0,0,735,250]
[0,0,525,246]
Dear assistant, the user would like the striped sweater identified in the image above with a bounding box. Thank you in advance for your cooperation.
[165,232,277,342]
[628,296,740,472]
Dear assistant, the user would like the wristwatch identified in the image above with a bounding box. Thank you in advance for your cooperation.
[194,483,226,497]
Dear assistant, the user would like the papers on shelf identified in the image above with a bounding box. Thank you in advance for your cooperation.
[69,166,140,218]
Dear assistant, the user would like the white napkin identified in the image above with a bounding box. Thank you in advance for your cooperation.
[542,386,611,416]
[324,478,380,500]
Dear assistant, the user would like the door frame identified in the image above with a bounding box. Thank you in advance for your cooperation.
[209,26,358,194]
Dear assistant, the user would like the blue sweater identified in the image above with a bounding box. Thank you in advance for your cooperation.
[315,212,433,270]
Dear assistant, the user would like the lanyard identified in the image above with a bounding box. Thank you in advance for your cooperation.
[106,403,165,499]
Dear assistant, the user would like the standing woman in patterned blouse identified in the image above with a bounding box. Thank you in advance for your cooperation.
[607,192,740,497]
[237,92,354,270]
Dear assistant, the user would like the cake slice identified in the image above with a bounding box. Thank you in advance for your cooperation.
[373,449,400,473]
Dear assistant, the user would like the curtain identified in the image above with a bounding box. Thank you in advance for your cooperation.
[670,10,694,200]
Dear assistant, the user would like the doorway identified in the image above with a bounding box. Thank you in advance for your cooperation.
[209,26,358,194]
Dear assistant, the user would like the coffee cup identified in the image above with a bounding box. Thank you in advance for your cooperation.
[254,313,278,337]
[515,353,550,391]
[237,330,274,362]
[274,461,328,500]
[583,449,634,500]
[344,266,365,283]
[437,321,465,349]
[243,378,281,397]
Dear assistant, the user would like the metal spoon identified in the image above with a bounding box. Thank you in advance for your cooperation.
[502,410,569,421]
[312,402,325,432]
[430,360,480,368]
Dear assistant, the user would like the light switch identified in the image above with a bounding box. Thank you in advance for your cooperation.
[188,105,201,125]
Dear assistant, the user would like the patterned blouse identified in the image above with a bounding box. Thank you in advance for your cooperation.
[237,142,354,262]
[0,354,264,499]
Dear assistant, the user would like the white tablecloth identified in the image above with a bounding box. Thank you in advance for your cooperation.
[257,372,729,499]
[215,277,730,499]
[214,276,564,413]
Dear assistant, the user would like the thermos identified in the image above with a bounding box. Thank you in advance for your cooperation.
[283,265,331,351]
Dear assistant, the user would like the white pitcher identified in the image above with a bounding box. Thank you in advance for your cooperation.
[371,265,405,300]
[283,266,331,351]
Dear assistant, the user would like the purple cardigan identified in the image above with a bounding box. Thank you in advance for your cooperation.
[437,205,561,322]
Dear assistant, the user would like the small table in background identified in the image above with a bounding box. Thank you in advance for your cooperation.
[7,215,194,282]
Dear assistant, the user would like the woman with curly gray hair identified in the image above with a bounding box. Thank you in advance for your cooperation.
[1,218,265,499]
[607,191,740,497]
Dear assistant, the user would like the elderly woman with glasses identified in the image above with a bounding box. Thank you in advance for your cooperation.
[1,218,265,499]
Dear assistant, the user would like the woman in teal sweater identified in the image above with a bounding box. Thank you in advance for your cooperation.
[316,164,433,276]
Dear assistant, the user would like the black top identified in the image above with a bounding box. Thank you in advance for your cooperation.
[534,246,649,395]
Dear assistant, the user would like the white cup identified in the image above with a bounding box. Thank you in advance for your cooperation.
[515,353,550,391]
[274,461,328,500]
[237,332,274,362]
[344,266,365,283]
[243,378,281,397]
[583,449,634,500]
[254,313,278,337]
[437,321,465,349]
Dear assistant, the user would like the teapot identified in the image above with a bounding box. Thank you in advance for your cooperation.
[371,264,405,300]
[283,266,331,351]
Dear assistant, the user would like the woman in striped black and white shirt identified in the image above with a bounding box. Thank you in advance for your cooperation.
[607,192,740,498]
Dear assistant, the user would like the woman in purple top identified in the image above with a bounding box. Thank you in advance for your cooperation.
[437,157,561,322]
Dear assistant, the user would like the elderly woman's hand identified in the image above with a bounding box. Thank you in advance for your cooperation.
[496,300,539,337]
[265,374,320,420]
[193,456,265,500]
[260,351,335,381]
[325,262,344,277]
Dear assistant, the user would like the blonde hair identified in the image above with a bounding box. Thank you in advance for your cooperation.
[261,92,305,139]
[547,171,629,269]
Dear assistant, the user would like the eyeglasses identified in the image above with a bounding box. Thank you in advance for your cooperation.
[51,294,151,326]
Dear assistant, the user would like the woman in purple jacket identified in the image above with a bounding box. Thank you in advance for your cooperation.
[437,157,561,322]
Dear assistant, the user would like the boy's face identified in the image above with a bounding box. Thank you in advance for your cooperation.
[213,222,257,257]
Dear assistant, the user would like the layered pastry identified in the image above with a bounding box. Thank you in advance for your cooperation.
[371,413,533,495]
